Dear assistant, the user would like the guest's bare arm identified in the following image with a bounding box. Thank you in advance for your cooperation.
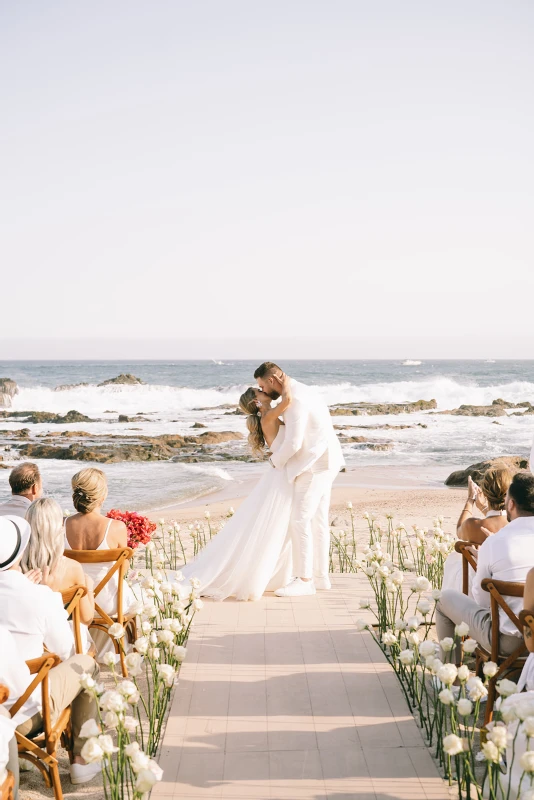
[523,568,534,653]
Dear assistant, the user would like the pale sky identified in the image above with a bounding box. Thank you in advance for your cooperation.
[1,1,532,359]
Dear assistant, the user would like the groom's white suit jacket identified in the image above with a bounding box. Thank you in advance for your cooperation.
[270,379,344,483]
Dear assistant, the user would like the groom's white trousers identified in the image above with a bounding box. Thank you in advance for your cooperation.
[289,468,337,580]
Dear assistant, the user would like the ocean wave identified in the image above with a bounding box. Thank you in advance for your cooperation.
[11,376,534,417]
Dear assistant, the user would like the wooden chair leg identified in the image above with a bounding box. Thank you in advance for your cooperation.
[48,759,64,800]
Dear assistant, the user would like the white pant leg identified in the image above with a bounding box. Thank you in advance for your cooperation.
[290,470,333,580]
[311,471,336,580]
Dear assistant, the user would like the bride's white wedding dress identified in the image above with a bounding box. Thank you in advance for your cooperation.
[181,427,293,601]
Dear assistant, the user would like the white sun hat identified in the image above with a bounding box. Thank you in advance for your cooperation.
[0,516,32,571]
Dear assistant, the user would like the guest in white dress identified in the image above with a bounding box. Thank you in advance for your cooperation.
[65,468,136,661]
[442,465,512,594]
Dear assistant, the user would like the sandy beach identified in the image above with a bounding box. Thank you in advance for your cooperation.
[148,464,466,532]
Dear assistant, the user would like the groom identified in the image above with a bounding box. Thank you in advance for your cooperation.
[254,362,344,597]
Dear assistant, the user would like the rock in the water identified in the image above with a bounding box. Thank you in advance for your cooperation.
[98,374,145,386]
[330,399,436,416]
[445,456,529,487]
[492,398,532,409]
[54,382,90,392]
[0,378,19,409]
[439,405,506,417]
[118,415,130,423]
[20,409,93,424]
[192,422,207,428]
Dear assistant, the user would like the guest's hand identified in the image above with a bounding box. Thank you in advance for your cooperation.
[24,569,42,584]
[466,545,479,561]
[467,476,479,503]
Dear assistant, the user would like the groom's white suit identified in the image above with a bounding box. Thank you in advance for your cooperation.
[270,379,344,581]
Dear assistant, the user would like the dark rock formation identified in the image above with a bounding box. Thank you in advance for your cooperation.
[493,398,532,409]
[445,456,529,487]
[330,400,436,416]
[54,383,90,392]
[438,405,506,417]
[192,422,206,428]
[0,379,18,409]
[98,374,145,386]
[118,415,130,423]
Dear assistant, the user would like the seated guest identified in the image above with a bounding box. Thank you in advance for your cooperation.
[22,498,95,635]
[442,466,513,593]
[65,468,136,660]
[0,626,32,800]
[0,463,42,517]
[437,471,534,664]
[0,516,101,785]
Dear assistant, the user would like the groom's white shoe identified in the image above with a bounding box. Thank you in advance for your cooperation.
[314,577,331,590]
[274,578,316,597]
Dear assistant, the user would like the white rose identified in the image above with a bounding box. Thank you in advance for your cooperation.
[170,619,183,634]
[129,749,150,773]
[99,691,127,713]
[466,676,488,702]
[425,655,435,670]
[346,501,353,510]
[488,725,508,750]
[108,623,125,639]
[439,637,454,653]
[123,715,139,732]
[482,741,501,763]
[79,718,101,738]
[355,619,368,632]
[134,636,149,656]
[157,664,176,688]
[80,736,104,764]
[135,769,158,793]
[419,641,436,658]
[431,589,442,601]
[483,661,498,678]
[523,717,534,737]
[497,679,518,698]
[104,711,119,729]
[391,570,404,586]
[443,734,463,756]
[457,665,470,682]
[437,664,458,686]
[98,734,118,755]
[416,599,431,615]
[463,638,478,654]
[399,650,414,666]
[406,616,420,631]
[412,576,431,593]
[148,647,161,660]
[439,689,455,705]
[79,672,96,691]
[394,619,407,631]
[102,652,117,668]
[125,651,144,677]
[382,632,397,646]
[125,741,140,757]
[157,630,174,646]
[405,631,420,647]
[520,750,534,773]
[454,622,469,638]
[171,645,187,661]
[457,698,473,716]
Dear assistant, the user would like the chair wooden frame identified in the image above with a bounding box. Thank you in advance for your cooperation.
[64,547,136,676]
[476,578,527,725]
[0,684,15,800]
[61,585,87,655]
[454,540,479,596]
[9,654,72,800]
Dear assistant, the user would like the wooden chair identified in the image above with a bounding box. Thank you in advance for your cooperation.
[64,547,136,676]
[476,578,527,725]
[10,654,72,800]
[454,540,479,595]
[61,585,87,656]
[0,684,15,800]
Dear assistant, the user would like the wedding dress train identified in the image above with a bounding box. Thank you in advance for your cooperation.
[181,428,293,601]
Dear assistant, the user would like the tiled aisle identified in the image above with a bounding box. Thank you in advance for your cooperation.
[153,575,451,800]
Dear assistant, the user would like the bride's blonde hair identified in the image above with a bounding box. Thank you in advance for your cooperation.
[239,388,266,455]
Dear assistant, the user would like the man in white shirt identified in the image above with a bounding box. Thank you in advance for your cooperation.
[255,363,344,596]
[0,463,42,517]
[0,516,101,785]
[0,626,32,800]
[436,471,534,663]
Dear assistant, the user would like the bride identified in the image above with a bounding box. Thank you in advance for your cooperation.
[181,379,294,601]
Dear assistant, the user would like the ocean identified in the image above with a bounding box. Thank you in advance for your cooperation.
[1,359,533,512]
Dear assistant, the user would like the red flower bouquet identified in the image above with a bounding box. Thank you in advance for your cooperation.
[106,509,157,549]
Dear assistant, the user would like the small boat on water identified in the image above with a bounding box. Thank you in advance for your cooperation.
[401,360,422,366]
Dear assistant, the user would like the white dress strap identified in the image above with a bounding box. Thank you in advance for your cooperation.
[99,518,113,549]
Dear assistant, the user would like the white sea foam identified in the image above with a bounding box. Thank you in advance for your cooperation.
[12,377,534,417]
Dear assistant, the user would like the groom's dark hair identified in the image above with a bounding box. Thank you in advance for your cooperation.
[254,362,282,379]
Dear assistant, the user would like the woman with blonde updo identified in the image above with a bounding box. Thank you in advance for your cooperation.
[65,468,136,660]
[180,375,294,600]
